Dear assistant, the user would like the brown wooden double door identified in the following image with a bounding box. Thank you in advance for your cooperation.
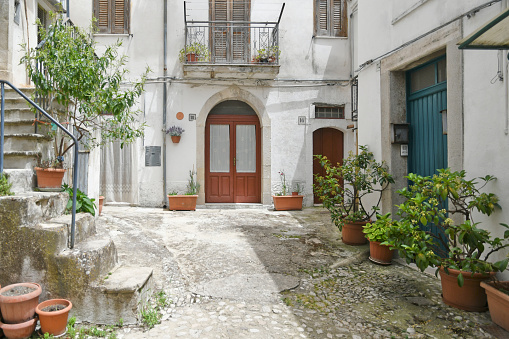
[313,128,344,204]
[205,115,261,203]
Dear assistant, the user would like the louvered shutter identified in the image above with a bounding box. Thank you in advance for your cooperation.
[332,0,346,37]
[211,0,228,62]
[231,0,249,62]
[316,0,328,36]
[93,0,129,34]
[112,0,129,34]
[94,0,110,33]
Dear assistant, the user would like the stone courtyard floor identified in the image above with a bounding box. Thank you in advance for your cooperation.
[90,206,508,339]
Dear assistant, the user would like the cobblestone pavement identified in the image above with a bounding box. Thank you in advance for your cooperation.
[92,206,508,339]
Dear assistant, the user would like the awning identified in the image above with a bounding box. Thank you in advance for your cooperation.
[458,7,509,49]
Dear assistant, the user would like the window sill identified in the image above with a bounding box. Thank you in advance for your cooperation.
[313,36,348,40]
[93,33,131,37]
[183,63,280,80]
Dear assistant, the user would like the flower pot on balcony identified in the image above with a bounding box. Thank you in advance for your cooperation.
[186,53,198,62]
[168,195,198,211]
[0,283,41,324]
[36,299,72,336]
[35,167,66,189]
[272,195,303,211]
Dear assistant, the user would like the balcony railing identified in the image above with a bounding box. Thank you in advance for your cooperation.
[183,3,285,65]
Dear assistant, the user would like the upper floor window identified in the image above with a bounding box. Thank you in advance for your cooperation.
[314,0,347,37]
[94,0,130,34]
[315,105,345,119]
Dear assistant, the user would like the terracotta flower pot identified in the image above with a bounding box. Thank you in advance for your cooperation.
[481,281,509,331]
[36,299,72,336]
[0,283,42,324]
[171,135,181,143]
[0,317,37,339]
[342,221,368,245]
[272,195,303,211]
[99,196,105,215]
[168,195,198,211]
[368,240,394,265]
[186,53,198,62]
[439,267,495,312]
[34,167,66,189]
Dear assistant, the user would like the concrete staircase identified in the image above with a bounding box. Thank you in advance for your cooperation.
[0,88,154,325]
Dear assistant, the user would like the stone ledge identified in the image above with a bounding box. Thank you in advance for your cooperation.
[183,63,280,80]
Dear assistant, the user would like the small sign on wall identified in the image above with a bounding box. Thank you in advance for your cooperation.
[298,116,306,125]
[189,114,196,121]
[400,144,409,157]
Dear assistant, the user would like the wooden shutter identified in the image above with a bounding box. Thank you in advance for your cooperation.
[94,0,129,34]
[332,0,347,37]
[231,0,249,62]
[316,0,328,36]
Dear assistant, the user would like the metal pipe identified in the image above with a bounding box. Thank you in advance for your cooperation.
[504,0,509,135]
[0,80,78,249]
[1,83,4,175]
[162,0,168,207]
[66,0,69,17]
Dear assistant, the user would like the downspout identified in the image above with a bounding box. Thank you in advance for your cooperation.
[504,0,509,135]
[162,0,168,207]
[66,0,69,17]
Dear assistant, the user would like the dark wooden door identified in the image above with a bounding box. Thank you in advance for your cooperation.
[206,115,261,203]
[313,128,344,204]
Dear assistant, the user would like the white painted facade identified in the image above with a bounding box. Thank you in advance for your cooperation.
[355,0,509,279]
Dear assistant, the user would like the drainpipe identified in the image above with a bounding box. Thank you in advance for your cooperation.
[504,0,509,135]
[66,0,69,17]
[162,0,168,207]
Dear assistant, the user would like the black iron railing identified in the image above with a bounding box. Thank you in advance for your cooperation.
[183,2,285,65]
[0,80,79,249]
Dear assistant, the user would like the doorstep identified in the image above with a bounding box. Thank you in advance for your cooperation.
[201,203,268,210]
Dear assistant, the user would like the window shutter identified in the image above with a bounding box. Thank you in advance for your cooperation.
[232,0,249,62]
[316,0,328,36]
[211,0,228,62]
[332,0,347,37]
[112,0,129,34]
[94,0,110,33]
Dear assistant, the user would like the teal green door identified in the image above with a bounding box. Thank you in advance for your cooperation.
[407,57,447,177]
[407,57,448,254]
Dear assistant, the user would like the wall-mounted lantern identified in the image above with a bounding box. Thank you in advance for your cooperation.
[440,109,447,135]
[391,123,409,144]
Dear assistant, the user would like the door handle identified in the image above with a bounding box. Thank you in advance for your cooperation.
[233,157,236,166]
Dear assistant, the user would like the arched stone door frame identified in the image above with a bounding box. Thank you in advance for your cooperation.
[196,86,271,205]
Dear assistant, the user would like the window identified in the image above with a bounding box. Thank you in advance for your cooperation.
[93,0,130,34]
[210,0,250,63]
[314,0,347,37]
[315,105,345,119]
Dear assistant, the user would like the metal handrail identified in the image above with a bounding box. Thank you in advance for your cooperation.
[0,80,79,249]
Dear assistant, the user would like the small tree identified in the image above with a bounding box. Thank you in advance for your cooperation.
[21,16,149,168]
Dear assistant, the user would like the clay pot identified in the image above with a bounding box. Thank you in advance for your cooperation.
[292,192,299,196]
[171,135,181,143]
[167,195,198,211]
[481,281,509,331]
[368,240,394,265]
[35,167,66,189]
[36,299,72,336]
[272,195,303,211]
[342,221,368,245]
[0,283,42,324]
[186,53,198,62]
[0,317,37,339]
[439,267,495,312]
[99,196,105,215]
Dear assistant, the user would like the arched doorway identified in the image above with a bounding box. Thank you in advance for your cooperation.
[313,128,344,204]
[205,101,261,203]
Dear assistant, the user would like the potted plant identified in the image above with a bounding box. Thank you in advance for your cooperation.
[98,195,105,215]
[22,17,148,189]
[0,282,42,324]
[272,171,303,211]
[385,168,509,311]
[167,168,200,211]
[166,125,185,144]
[34,157,66,190]
[481,280,509,331]
[178,42,210,63]
[253,46,281,63]
[363,213,396,265]
[314,145,394,245]
[35,298,72,336]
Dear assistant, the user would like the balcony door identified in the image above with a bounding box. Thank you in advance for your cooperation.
[210,0,250,63]
[205,101,261,203]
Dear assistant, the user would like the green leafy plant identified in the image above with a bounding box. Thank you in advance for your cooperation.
[21,15,149,164]
[254,45,281,62]
[313,145,394,231]
[165,125,184,137]
[0,173,13,196]
[275,170,289,196]
[186,168,200,195]
[168,190,178,196]
[363,212,396,242]
[385,168,509,286]
[62,184,96,216]
[293,182,303,194]
[178,42,210,62]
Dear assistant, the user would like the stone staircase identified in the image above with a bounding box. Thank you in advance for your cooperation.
[0,88,154,325]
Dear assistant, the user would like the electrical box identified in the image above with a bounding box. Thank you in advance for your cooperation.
[391,123,409,144]
[145,146,161,166]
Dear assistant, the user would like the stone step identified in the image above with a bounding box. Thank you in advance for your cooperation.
[1,87,36,99]
[0,108,37,121]
[1,97,35,110]
[3,119,51,134]
[3,151,42,169]
[38,213,97,252]
[4,133,53,153]
[3,169,35,193]
[74,266,154,325]
[0,192,68,228]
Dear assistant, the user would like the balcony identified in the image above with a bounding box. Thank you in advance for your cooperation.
[182,3,285,80]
